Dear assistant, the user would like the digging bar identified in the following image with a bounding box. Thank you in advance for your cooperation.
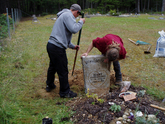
[72,13,84,76]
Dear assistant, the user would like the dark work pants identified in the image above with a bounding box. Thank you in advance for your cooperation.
[113,61,122,82]
[46,42,70,97]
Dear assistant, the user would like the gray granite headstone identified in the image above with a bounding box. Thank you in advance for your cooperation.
[81,55,110,96]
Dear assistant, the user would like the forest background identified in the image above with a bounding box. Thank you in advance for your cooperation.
[1,0,165,16]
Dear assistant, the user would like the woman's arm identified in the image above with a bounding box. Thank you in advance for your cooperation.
[81,42,93,58]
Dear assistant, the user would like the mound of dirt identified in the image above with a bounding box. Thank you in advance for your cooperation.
[65,85,165,124]
[34,69,165,124]
[66,70,165,124]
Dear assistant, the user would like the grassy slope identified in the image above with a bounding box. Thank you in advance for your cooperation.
[0,14,165,123]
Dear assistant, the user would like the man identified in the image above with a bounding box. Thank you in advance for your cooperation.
[81,34,126,85]
[46,4,85,98]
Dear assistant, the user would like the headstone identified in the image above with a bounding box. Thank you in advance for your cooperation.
[148,17,155,20]
[33,17,38,22]
[81,55,110,96]
[32,14,36,18]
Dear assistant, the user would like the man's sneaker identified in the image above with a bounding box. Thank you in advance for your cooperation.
[46,85,56,92]
[60,91,77,98]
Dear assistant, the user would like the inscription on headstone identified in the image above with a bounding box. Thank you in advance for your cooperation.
[82,55,110,96]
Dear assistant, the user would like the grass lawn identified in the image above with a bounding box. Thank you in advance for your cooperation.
[0,14,165,123]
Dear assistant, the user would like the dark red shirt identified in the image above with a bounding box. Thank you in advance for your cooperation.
[93,34,126,59]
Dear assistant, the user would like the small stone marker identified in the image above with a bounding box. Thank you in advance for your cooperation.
[81,55,110,96]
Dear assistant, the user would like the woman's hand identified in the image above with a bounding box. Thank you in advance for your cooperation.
[81,53,88,58]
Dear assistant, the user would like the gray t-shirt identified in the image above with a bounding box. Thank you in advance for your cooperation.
[48,9,83,49]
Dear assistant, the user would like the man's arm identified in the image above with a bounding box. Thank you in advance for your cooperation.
[81,42,93,58]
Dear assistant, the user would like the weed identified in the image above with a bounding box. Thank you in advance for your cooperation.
[86,88,104,104]
[0,14,13,39]
[135,116,159,124]
[97,98,104,104]
[91,102,95,105]
[109,104,121,113]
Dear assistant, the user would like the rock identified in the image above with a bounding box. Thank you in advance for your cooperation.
[88,114,92,119]
[128,109,132,112]
[124,112,129,116]
[121,101,125,105]
[109,102,115,105]
[123,115,127,119]
[123,120,127,123]
[136,111,143,117]
[147,114,157,123]
[116,121,122,124]
[126,119,131,122]
[116,117,123,121]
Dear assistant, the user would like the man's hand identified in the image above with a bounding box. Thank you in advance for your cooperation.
[80,18,85,24]
[81,53,88,58]
[74,45,80,50]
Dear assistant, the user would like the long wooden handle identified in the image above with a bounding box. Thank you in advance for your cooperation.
[147,45,152,51]
[77,13,84,45]
[128,38,139,46]
[72,50,78,75]
[72,13,84,76]
[150,104,165,111]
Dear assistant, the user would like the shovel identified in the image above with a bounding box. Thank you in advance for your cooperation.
[72,13,84,76]
[144,45,151,54]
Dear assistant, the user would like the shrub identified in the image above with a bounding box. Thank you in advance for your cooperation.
[84,8,98,14]
[41,12,48,16]
[109,9,119,16]
[0,14,13,39]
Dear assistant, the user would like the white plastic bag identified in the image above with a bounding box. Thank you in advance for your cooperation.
[120,81,131,92]
[153,30,165,57]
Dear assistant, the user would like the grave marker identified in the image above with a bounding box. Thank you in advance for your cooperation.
[81,55,110,96]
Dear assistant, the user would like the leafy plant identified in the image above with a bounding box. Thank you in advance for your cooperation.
[91,102,95,105]
[41,12,48,16]
[97,98,104,104]
[0,14,13,39]
[84,8,98,14]
[86,89,104,104]
[109,104,121,113]
[135,116,158,124]
[109,9,119,16]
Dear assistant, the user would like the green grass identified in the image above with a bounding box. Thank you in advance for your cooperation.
[0,14,165,123]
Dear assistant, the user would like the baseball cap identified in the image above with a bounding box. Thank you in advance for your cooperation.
[70,4,82,15]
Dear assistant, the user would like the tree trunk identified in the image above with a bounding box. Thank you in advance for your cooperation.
[136,0,140,13]
[141,0,143,12]
[144,0,146,12]
[162,0,165,11]
[83,0,84,10]
[33,1,35,14]
[148,0,150,11]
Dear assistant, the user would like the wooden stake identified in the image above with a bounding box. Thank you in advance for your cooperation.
[150,104,165,111]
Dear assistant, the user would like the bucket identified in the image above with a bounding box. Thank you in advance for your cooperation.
[42,117,52,124]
